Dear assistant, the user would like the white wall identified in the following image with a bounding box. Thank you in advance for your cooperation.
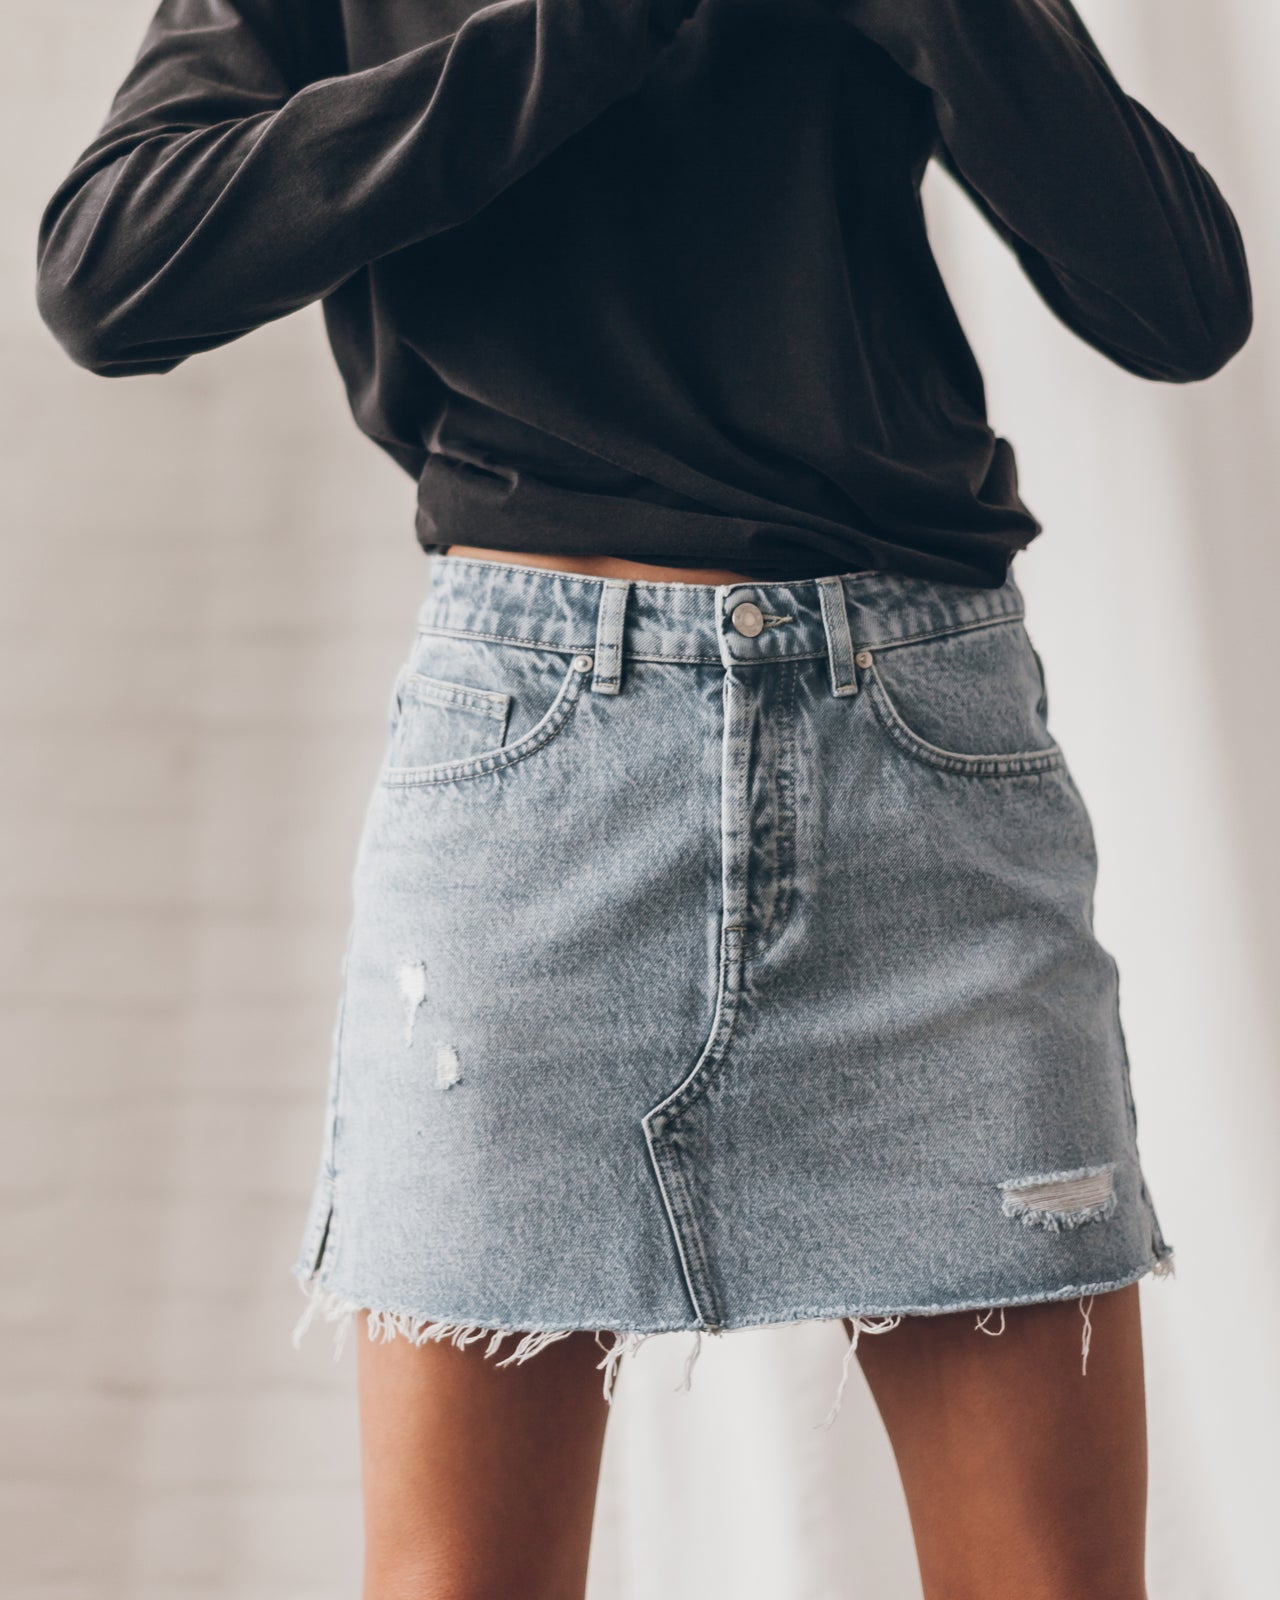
[4,3,1276,1596]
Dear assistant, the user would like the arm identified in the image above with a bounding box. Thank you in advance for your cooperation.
[838,0,1252,381]
[35,0,697,375]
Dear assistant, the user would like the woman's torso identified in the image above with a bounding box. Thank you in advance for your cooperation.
[325,0,1032,583]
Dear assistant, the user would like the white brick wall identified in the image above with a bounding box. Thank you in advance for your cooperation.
[5,11,422,1585]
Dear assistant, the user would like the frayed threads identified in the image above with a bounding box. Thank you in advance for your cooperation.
[820,1315,904,1429]
[592,1328,660,1402]
[292,1256,1176,1412]
[292,1277,659,1403]
[972,1293,1108,1375]
[1002,1190,1119,1231]
[970,1295,1099,1374]
[679,1329,703,1392]
[1079,1293,1095,1375]
[292,1280,576,1368]
[999,1164,1117,1232]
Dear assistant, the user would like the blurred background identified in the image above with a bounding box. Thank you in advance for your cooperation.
[4,2,1276,1596]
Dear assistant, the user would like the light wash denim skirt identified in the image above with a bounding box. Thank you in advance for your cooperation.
[290,553,1172,1408]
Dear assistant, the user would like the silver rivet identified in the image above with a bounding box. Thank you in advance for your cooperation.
[730,601,765,638]
[854,649,874,669]
[573,653,594,672]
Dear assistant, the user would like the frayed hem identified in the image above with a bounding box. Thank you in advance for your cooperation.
[290,1276,666,1404]
[964,1248,1176,1379]
[292,1248,1176,1417]
[821,1252,1176,1421]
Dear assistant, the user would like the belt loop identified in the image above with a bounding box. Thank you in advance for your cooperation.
[591,578,631,695]
[816,576,858,697]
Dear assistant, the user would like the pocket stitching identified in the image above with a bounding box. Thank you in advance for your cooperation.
[858,608,1025,653]
[381,653,589,788]
[400,672,511,723]
[865,656,1064,778]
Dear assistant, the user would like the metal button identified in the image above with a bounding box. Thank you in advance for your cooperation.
[854,650,874,668]
[572,653,594,672]
[730,601,765,638]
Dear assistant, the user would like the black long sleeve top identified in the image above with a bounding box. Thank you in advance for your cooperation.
[36,0,1253,584]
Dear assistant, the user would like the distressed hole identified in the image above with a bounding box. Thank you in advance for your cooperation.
[398,961,427,1047]
[999,1162,1117,1230]
[435,1043,461,1089]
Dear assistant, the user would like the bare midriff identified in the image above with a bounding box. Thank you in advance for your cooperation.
[441,543,758,586]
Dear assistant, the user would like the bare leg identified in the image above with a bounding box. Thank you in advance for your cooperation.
[850,1285,1148,1600]
[357,1318,611,1600]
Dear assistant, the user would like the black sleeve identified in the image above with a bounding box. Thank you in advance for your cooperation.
[838,0,1252,382]
[35,0,698,376]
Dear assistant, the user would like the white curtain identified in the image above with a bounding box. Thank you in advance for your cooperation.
[4,2,1275,1595]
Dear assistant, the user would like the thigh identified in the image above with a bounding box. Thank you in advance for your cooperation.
[356,1319,611,1600]
[850,1285,1147,1600]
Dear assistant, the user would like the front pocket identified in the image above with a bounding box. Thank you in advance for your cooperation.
[861,617,1065,778]
[381,647,594,787]
[386,670,513,771]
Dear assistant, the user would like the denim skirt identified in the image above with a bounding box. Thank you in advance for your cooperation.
[290,553,1172,1407]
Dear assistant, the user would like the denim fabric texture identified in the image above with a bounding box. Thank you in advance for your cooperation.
[290,554,1172,1403]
